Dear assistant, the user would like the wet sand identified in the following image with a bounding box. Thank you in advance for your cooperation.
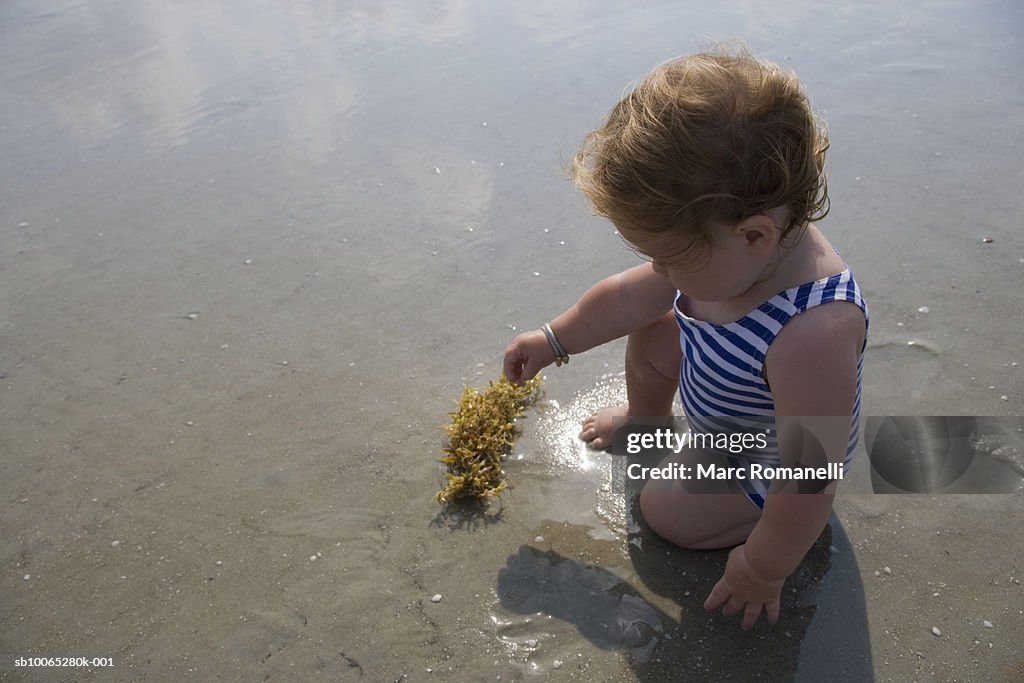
[2,0,1023,680]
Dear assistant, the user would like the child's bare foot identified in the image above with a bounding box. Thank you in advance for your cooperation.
[579,405,630,450]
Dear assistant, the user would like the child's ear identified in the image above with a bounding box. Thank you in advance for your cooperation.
[736,214,779,254]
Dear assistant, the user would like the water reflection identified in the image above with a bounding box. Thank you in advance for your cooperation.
[8,0,377,152]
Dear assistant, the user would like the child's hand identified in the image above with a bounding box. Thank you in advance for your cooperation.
[703,544,784,630]
[503,330,555,385]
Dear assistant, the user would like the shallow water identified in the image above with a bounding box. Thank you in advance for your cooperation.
[2,0,1023,680]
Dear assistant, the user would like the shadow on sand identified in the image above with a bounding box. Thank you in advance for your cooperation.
[495,498,873,680]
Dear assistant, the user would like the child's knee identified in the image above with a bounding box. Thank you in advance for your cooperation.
[627,312,682,381]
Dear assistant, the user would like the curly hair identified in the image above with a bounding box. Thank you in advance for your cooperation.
[571,45,830,262]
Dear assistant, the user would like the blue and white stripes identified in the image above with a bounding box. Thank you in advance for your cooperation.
[674,268,869,507]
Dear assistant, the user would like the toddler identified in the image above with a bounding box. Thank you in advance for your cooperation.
[503,46,868,630]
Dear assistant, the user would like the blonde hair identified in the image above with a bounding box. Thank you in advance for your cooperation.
[572,45,829,261]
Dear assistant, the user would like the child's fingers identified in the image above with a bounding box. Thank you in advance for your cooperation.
[506,367,525,385]
[502,346,525,384]
[720,598,744,618]
[703,579,731,611]
[740,603,763,630]
[765,600,781,625]
[502,360,519,384]
[503,329,552,384]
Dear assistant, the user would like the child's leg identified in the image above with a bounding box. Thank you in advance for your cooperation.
[577,310,761,549]
[639,451,762,549]
[579,311,681,449]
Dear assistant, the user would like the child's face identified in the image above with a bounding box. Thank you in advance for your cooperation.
[636,221,779,302]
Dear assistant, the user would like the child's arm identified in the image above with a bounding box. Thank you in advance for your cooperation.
[704,302,866,629]
[503,263,676,384]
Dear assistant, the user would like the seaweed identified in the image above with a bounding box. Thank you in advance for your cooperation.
[435,375,543,504]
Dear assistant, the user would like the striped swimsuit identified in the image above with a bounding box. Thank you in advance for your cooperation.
[674,268,869,508]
